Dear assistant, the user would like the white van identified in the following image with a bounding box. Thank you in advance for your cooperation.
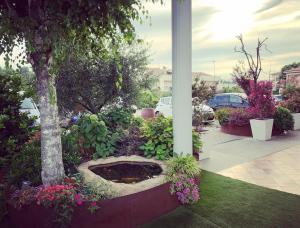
[155,96,215,121]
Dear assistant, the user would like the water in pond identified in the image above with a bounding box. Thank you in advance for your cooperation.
[89,162,163,184]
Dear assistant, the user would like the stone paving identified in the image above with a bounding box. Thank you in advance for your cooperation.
[218,144,300,195]
[199,123,300,195]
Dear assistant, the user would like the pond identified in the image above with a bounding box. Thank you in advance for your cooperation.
[89,161,163,184]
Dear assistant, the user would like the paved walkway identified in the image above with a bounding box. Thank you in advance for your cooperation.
[199,124,300,195]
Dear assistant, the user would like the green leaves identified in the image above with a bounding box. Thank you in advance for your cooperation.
[140,116,203,160]
[166,156,201,182]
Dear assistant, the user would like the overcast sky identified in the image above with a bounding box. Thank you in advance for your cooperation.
[135,0,300,79]
[1,0,299,80]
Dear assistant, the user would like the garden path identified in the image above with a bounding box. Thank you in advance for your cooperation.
[200,123,300,195]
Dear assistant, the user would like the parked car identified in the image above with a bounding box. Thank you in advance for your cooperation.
[155,96,215,121]
[20,98,40,125]
[207,93,248,110]
[274,95,283,105]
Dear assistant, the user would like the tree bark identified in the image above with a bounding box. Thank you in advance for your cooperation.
[34,63,65,185]
[30,34,65,185]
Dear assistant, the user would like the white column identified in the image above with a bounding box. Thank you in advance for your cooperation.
[172,0,192,156]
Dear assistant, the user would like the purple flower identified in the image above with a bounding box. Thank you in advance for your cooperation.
[188,178,194,184]
[175,181,182,188]
[183,187,190,195]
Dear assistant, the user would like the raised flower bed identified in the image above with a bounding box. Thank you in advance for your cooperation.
[8,180,180,228]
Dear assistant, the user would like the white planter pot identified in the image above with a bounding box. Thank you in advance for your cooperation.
[291,113,300,130]
[250,119,274,141]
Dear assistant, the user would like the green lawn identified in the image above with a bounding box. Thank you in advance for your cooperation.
[143,171,300,228]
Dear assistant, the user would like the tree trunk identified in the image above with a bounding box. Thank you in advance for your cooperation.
[33,58,65,186]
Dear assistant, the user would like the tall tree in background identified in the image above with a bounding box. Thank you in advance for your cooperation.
[0,0,159,185]
[57,42,151,114]
[234,35,268,88]
[279,62,300,80]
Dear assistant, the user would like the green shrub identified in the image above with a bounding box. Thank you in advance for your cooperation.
[61,126,81,175]
[99,107,135,130]
[78,114,120,159]
[137,90,160,109]
[140,116,202,160]
[0,72,35,157]
[166,155,201,182]
[215,108,231,125]
[9,140,42,186]
[140,116,173,160]
[274,106,294,131]
[192,131,202,152]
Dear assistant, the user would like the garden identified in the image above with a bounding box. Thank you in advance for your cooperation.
[0,1,204,227]
[0,70,203,228]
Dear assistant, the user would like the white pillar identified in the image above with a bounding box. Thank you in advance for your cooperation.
[172,0,192,156]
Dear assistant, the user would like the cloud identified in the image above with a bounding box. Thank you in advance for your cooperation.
[255,0,283,13]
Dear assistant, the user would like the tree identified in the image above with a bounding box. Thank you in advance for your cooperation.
[279,62,300,80]
[0,0,158,185]
[234,35,268,88]
[56,41,150,114]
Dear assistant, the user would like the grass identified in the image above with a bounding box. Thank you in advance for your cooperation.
[143,170,300,228]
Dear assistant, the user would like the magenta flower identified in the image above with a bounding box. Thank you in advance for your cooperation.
[90,201,97,207]
[75,193,83,205]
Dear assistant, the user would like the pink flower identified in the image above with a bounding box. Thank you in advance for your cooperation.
[75,193,83,205]
[90,202,97,207]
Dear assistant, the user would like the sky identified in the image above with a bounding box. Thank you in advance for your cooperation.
[1,0,299,80]
[134,0,300,79]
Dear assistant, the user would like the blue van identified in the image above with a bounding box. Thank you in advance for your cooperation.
[207,93,249,110]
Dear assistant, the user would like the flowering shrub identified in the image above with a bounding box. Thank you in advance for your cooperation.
[35,184,76,226]
[281,86,300,113]
[228,108,253,126]
[248,81,275,119]
[10,186,41,209]
[166,156,201,204]
[216,108,252,126]
[170,174,200,204]
[10,175,113,227]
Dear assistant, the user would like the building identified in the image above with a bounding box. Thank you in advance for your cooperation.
[148,67,219,92]
[285,67,300,86]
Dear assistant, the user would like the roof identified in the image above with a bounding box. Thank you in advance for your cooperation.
[285,67,300,74]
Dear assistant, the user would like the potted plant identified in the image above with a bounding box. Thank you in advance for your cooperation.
[248,81,276,141]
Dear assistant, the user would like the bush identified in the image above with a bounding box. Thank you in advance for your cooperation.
[77,114,120,159]
[166,156,201,204]
[99,107,135,130]
[61,126,81,175]
[248,81,276,118]
[166,156,201,181]
[280,85,300,113]
[140,115,173,160]
[115,126,145,156]
[0,72,35,157]
[137,90,159,109]
[274,107,294,131]
[9,140,42,187]
[215,108,231,125]
[140,116,202,160]
[228,108,252,126]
